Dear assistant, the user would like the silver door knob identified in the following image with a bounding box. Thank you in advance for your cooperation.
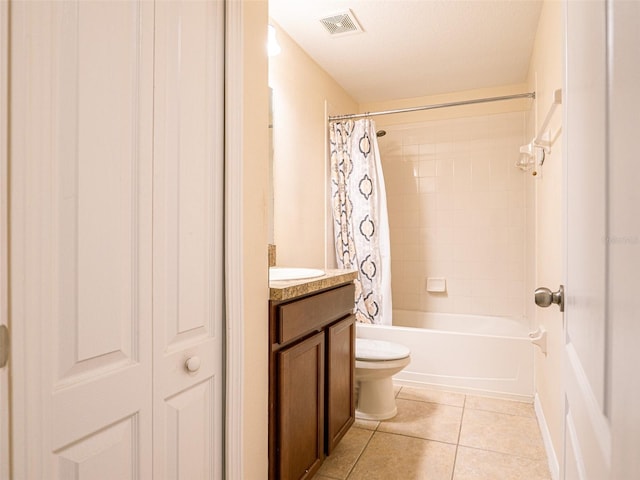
[534,285,564,312]
[185,356,201,373]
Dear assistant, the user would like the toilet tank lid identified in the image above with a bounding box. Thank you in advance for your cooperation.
[356,338,411,361]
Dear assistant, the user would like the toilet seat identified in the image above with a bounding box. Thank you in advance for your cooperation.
[356,338,410,361]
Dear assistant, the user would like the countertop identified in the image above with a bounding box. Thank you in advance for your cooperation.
[269,268,358,301]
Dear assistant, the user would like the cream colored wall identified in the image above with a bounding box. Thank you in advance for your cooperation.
[242,1,270,477]
[268,23,358,268]
[527,0,564,468]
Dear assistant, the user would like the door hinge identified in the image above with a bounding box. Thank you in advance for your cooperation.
[0,325,8,368]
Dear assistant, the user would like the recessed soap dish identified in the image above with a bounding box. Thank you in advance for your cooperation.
[426,277,446,293]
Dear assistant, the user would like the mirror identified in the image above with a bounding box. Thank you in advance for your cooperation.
[268,87,274,245]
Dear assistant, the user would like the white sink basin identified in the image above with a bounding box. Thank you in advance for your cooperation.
[269,267,325,281]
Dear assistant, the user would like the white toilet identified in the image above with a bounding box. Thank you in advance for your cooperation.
[355,338,411,420]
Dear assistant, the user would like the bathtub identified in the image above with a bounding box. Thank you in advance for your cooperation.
[356,310,534,400]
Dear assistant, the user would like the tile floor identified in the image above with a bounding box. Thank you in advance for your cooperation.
[312,385,551,480]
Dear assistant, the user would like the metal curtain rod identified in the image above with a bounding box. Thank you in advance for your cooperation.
[328,92,536,122]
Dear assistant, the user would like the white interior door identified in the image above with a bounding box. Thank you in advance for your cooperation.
[564,1,640,476]
[607,2,640,479]
[0,2,9,478]
[9,2,155,477]
[564,0,609,477]
[152,1,224,478]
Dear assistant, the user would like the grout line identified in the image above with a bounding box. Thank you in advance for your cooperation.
[343,428,377,480]
[451,446,459,480]
[462,406,537,418]
[454,444,550,463]
[450,394,468,480]
[396,397,465,410]
[366,429,460,447]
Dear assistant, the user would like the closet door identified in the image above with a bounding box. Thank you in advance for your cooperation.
[9,1,155,478]
[152,1,225,478]
[0,2,9,478]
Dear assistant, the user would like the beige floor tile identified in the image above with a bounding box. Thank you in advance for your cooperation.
[348,432,456,480]
[311,475,338,480]
[398,386,466,407]
[453,446,551,480]
[315,427,373,479]
[377,398,463,444]
[465,395,535,417]
[459,409,546,460]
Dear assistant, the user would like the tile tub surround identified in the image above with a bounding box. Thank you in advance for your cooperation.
[269,268,358,301]
[379,111,531,320]
[311,385,551,480]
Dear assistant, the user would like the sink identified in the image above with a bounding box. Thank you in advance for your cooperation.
[269,267,325,281]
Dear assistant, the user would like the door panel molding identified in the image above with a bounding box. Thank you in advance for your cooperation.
[55,414,140,480]
[564,342,610,478]
[9,2,155,477]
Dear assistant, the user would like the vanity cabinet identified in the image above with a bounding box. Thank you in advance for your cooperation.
[269,283,356,480]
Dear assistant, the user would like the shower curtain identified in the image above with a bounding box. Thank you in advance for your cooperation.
[330,118,392,325]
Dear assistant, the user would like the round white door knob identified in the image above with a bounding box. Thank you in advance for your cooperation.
[185,356,201,372]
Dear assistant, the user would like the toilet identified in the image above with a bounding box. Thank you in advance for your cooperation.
[355,338,411,420]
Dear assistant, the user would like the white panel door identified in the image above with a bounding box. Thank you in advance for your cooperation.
[9,2,154,478]
[607,2,640,478]
[564,1,640,477]
[564,0,609,478]
[0,2,9,478]
[152,1,224,478]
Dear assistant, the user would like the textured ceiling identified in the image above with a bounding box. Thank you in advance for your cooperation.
[269,0,543,103]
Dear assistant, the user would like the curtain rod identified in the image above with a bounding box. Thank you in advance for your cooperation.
[328,92,536,122]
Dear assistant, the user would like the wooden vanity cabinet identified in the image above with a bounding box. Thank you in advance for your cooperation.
[277,331,325,480]
[326,314,356,454]
[269,283,356,480]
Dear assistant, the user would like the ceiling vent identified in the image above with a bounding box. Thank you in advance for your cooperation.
[319,9,363,36]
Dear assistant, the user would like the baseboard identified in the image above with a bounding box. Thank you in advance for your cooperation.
[393,377,534,403]
[534,393,560,480]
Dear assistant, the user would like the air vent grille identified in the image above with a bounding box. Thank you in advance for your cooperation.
[319,10,363,36]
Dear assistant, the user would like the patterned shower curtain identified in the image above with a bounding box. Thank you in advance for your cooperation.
[330,118,392,325]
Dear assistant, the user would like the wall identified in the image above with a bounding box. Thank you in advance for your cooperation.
[268,22,358,268]
[266,1,566,475]
[239,1,270,477]
[527,0,565,474]
[376,109,529,321]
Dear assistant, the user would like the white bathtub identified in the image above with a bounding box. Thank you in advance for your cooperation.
[356,310,534,400]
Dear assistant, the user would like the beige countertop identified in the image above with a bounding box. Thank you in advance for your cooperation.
[269,268,358,301]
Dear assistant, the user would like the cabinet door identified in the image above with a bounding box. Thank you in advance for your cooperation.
[152,1,224,478]
[326,315,356,454]
[278,332,325,480]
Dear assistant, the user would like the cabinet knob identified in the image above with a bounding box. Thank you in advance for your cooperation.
[185,356,201,373]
